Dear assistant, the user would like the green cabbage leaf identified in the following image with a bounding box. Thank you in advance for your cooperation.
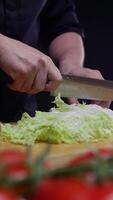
[1,95,113,144]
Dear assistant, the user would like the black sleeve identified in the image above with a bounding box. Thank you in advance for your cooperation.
[39,0,84,48]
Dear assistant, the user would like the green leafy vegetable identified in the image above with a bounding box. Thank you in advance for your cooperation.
[0,95,113,144]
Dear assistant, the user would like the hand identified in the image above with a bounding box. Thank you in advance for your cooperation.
[0,35,62,94]
[60,67,111,108]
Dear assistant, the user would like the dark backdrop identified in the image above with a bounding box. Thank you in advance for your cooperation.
[76,0,113,109]
[76,0,113,79]
[37,0,113,110]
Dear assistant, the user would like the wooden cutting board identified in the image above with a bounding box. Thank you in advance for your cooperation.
[0,140,112,168]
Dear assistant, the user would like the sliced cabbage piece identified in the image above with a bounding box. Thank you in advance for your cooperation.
[0,95,113,144]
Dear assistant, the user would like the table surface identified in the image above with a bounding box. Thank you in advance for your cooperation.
[0,139,112,168]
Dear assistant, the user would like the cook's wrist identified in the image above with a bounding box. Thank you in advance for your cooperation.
[59,59,83,75]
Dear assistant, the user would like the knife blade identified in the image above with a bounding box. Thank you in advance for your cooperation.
[51,75,113,100]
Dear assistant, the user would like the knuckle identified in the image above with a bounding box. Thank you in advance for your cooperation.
[20,66,36,77]
[55,72,63,83]
[46,56,52,64]
[19,68,28,77]
[46,56,54,68]
[37,57,48,69]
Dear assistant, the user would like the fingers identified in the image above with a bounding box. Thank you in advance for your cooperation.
[67,97,79,105]
[78,68,103,79]
[29,58,62,94]
[8,74,34,92]
[44,59,62,92]
[91,100,111,108]
[63,68,111,108]
[8,67,37,93]
[1,36,62,94]
[9,57,62,94]
[28,69,47,94]
[84,69,111,108]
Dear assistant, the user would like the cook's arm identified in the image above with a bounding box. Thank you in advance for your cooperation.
[48,32,110,108]
[48,32,84,74]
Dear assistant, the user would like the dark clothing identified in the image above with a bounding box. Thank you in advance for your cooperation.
[0,0,83,122]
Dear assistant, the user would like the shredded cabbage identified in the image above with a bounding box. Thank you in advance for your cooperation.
[1,95,113,145]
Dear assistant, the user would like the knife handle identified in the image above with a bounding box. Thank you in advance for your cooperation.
[0,69,12,84]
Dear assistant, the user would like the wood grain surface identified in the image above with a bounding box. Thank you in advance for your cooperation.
[0,140,112,168]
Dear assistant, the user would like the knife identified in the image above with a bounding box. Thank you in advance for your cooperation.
[51,74,113,101]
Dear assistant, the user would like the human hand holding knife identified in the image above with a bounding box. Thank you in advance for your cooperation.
[0,68,112,108]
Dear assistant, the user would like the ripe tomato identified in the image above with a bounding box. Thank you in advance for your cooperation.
[98,182,113,200]
[0,187,19,200]
[4,162,31,196]
[69,148,113,167]
[5,163,31,181]
[69,151,95,166]
[33,148,113,200]
[32,177,93,200]
[89,182,113,200]
[31,177,113,200]
[0,149,26,165]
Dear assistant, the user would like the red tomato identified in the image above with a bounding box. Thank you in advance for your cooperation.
[31,177,113,200]
[4,163,31,195]
[0,149,26,165]
[69,148,113,167]
[98,148,113,159]
[32,177,93,200]
[29,148,113,200]
[90,182,113,200]
[5,163,31,181]
[0,149,50,169]
[67,148,113,199]
[99,182,113,200]
[0,187,19,200]
[69,151,95,166]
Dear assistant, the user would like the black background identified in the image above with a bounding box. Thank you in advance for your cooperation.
[76,0,113,79]
[37,0,113,110]
[76,0,113,109]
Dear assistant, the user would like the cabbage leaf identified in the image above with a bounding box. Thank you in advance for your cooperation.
[0,95,113,144]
